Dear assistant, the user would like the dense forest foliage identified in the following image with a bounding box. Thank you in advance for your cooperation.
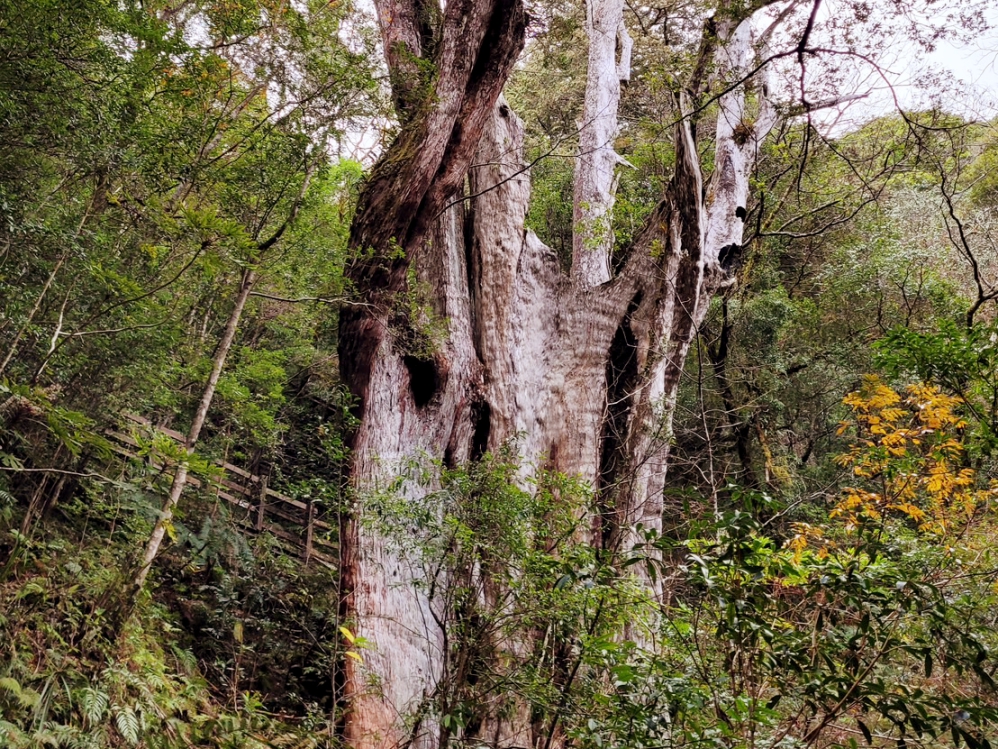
[1,0,997,747]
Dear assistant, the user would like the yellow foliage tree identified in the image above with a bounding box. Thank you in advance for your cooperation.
[831,375,993,536]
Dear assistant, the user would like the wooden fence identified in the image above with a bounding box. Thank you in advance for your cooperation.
[106,414,337,569]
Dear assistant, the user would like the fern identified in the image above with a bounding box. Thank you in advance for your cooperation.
[76,687,108,726]
[48,722,81,748]
[14,581,46,600]
[0,676,22,696]
[17,685,41,709]
[114,705,140,745]
[67,726,105,749]
[28,726,62,747]
[169,645,197,676]
[0,676,41,710]
[0,718,27,748]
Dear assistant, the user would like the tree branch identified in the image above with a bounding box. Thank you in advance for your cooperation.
[248,291,370,308]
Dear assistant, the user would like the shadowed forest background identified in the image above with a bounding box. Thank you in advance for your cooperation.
[2,0,998,747]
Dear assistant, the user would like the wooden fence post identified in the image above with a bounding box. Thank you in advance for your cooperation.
[256,472,268,532]
[304,497,314,567]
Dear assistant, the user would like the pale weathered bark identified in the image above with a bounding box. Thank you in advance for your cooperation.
[572,0,631,287]
[337,3,527,746]
[338,1,786,746]
[0,250,69,378]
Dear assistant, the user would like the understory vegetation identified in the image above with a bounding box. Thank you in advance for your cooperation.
[2,0,998,747]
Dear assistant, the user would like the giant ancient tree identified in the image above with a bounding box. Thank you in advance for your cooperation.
[336,0,868,745]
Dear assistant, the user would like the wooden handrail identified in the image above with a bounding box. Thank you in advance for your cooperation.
[106,415,337,567]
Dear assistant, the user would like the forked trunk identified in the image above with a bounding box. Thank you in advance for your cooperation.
[338,2,780,745]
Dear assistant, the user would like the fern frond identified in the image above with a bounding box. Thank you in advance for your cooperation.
[113,706,140,746]
[77,687,108,726]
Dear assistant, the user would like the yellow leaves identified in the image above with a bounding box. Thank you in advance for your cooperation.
[890,475,917,502]
[833,376,984,539]
[952,465,972,486]
[785,523,824,563]
[339,626,368,665]
[922,461,973,501]
[863,506,882,521]
[338,625,355,644]
[843,376,901,413]
[880,430,908,457]
[830,488,884,531]
[833,488,869,513]
[925,471,945,495]
[887,502,927,524]
[842,377,966,442]
[908,383,966,432]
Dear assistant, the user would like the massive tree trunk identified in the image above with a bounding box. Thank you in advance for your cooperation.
[337,1,782,746]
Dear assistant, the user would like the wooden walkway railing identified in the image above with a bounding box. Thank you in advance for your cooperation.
[107,414,337,569]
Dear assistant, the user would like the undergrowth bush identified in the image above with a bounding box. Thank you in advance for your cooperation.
[1,379,996,748]
[0,508,343,748]
[354,400,998,749]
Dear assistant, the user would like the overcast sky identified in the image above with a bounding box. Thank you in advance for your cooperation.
[824,0,998,126]
[919,4,998,115]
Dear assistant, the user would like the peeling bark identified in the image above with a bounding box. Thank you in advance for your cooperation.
[338,3,527,746]
[338,2,785,745]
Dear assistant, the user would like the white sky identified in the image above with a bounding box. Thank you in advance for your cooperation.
[815,0,998,127]
[341,0,998,157]
[917,4,998,115]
